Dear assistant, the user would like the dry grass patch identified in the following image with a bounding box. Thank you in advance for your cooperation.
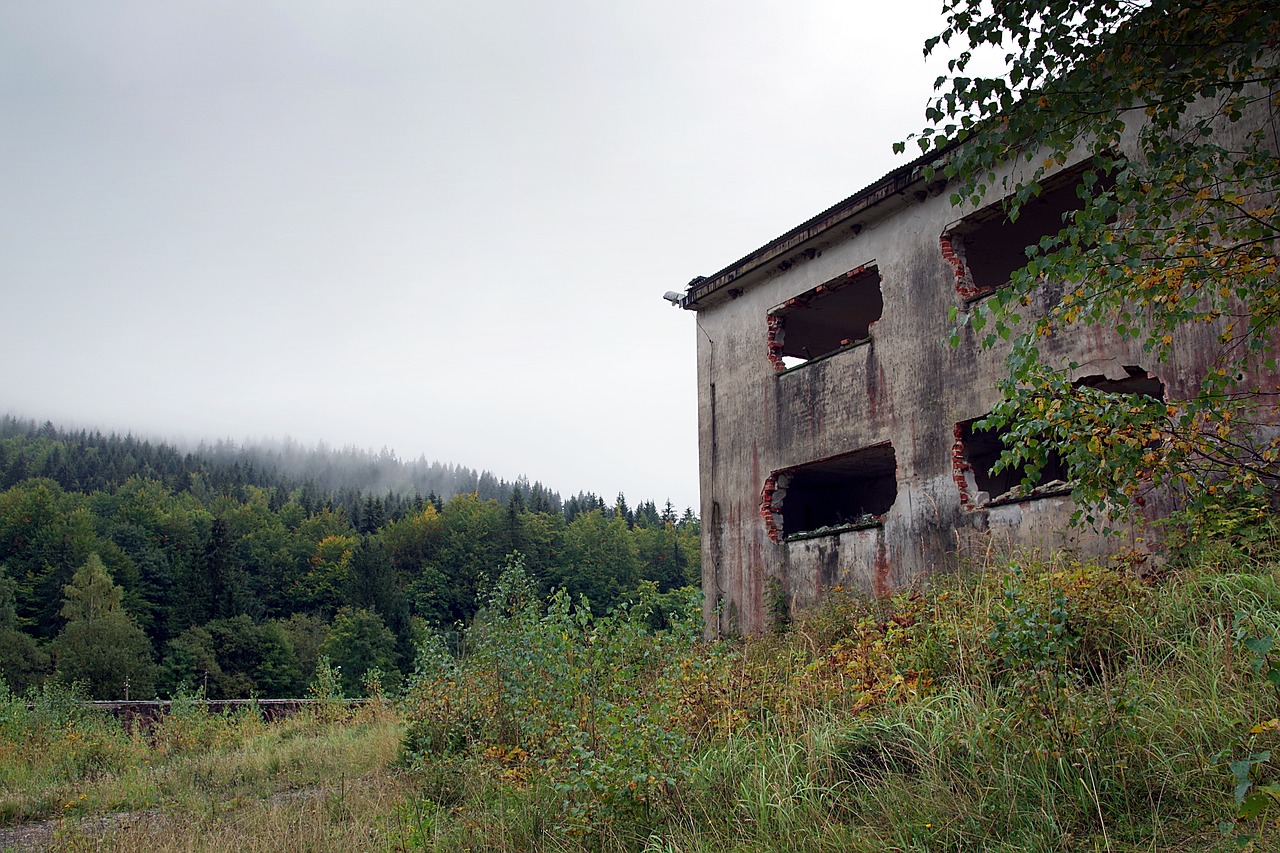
[52,770,413,852]
[1,700,406,849]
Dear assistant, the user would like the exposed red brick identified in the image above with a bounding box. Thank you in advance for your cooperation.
[940,234,981,300]
[951,422,974,508]
[872,537,891,598]
[760,474,781,543]
[766,315,787,373]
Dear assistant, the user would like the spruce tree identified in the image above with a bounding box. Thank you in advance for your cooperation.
[0,566,48,692]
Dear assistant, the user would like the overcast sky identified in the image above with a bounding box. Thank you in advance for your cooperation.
[0,0,950,511]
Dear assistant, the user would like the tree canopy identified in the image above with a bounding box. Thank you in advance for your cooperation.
[51,554,156,699]
[905,0,1280,520]
[0,417,700,699]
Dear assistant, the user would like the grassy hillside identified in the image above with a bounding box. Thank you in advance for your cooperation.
[3,517,1279,851]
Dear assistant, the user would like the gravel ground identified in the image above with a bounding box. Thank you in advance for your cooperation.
[0,809,158,851]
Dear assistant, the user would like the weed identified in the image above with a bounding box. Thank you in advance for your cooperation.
[7,526,1280,851]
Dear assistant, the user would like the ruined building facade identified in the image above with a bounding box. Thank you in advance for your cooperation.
[676,147,1277,635]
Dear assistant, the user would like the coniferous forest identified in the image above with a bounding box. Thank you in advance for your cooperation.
[0,415,699,700]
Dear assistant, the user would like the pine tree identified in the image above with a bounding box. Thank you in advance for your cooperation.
[0,566,48,692]
[505,486,526,552]
[346,538,411,664]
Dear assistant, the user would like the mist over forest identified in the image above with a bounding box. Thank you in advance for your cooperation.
[196,433,568,509]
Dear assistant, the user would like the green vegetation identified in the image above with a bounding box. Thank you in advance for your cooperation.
[903,0,1280,518]
[7,516,1276,850]
[0,415,699,700]
[4,5,1275,846]
[390,525,1280,851]
[50,554,156,698]
[0,681,403,837]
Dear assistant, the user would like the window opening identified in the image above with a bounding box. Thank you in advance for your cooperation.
[768,265,882,372]
[954,420,1069,506]
[943,164,1115,300]
[1075,366,1165,400]
[953,367,1163,507]
[763,443,897,541]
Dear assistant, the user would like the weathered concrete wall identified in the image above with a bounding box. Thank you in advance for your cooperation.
[689,140,1278,635]
[696,185,975,634]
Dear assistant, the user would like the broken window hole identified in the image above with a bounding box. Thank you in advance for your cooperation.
[953,420,1070,506]
[768,265,882,372]
[943,164,1116,300]
[763,443,897,541]
[953,368,1162,507]
[1075,366,1165,401]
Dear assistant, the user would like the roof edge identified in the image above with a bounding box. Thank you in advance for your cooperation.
[682,145,951,309]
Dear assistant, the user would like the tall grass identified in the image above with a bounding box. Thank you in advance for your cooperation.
[0,685,404,841]
[5,524,1279,850]
[396,527,1280,851]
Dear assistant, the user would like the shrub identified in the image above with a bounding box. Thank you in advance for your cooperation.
[402,556,701,835]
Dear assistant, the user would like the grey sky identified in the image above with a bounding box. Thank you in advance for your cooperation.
[0,0,948,511]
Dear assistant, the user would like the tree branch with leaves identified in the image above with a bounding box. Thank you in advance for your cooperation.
[903,0,1280,522]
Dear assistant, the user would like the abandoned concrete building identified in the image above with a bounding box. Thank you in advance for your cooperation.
[674,147,1277,636]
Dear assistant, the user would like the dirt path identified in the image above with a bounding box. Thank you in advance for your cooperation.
[0,809,159,851]
[0,787,333,851]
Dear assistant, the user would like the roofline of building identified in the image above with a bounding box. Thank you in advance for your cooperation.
[681,145,952,309]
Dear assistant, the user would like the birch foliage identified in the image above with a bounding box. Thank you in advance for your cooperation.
[902,0,1280,520]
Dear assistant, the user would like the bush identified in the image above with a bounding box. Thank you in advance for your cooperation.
[393,534,1280,850]
[402,555,701,835]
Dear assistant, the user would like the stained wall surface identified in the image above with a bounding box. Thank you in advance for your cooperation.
[683,145,1276,636]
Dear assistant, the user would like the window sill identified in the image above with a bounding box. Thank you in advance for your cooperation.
[961,286,1001,305]
[973,480,1073,509]
[783,517,884,542]
[777,337,872,374]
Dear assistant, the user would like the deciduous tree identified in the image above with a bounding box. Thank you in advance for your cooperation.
[557,509,640,612]
[51,554,156,699]
[906,0,1280,520]
[318,607,398,696]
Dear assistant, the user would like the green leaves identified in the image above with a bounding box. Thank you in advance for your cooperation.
[988,566,1081,686]
[915,0,1280,521]
[1239,781,1280,819]
[1244,636,1275,660]
[52,554,156,699]
[1234,613,1280,688]
[401,556,702,833]
[1223,746,1280,846]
